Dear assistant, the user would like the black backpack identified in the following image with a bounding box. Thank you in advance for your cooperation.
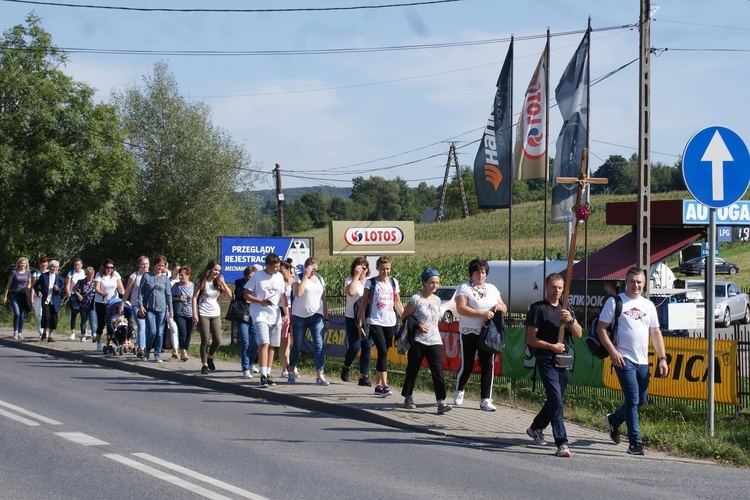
[586,295,623,359]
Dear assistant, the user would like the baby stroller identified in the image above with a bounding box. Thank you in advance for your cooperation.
[103,297,136,355]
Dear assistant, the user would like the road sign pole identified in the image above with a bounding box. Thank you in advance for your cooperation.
[706,209,716,437]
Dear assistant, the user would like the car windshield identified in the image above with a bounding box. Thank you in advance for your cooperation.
[435,288,455,300]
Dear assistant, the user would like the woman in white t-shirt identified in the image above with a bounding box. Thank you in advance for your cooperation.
[454,258,506,412]
[356,256,403,397]
[192,259,232,375]
[341,257,372,387]
[94,259,124,351]
[65,258,86,340]
[288,257,330,385]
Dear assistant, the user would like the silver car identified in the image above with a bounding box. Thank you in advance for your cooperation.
[689,281,750,327]
[436,286,458,323]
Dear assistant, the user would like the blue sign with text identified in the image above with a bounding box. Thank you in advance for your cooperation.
[218,237,312,283]
[682,126,750,209]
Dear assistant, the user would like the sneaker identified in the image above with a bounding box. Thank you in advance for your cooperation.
[480,399,496,412]
[404,396,416,409]
[437,400,452,414]
[259,375,269,388]
[281,370,289,378]
[81,335,88,342]
[13,333,18,340]
[154,356,163,363]
[69,333,76,341]
[207,358,216,371]
[627,442,645,455]
[201,366,209,375]
[381,385,393,396]
[453,390,465,406]
[341,366,351,382]
[287,371,296,384]
[358,375,372,387]
[526,427,548,446]
[556,444,571,458]
[266,375,276,386]
[316,375,330,386]
[294,368,300,377]
[374,385,385,397]
[17,333,24,340]
[96,342,102,351]
[605,413,621,445]
[144,351,150,361]
[251,364,260,374]
[242,370,252,379]
[137,348,144,359]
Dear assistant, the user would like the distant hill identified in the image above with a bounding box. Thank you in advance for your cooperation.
[252,186,352,209]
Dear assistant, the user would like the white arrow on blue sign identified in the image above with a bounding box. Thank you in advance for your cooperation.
[682,126,750,209]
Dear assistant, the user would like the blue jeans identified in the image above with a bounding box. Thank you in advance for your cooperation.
[145,309,166,358]
[79,308,97,335]
[611,358,650,444]
[531,357,570,447]
[237,320,258,372]
[343,317,371,375]
[9,291,25,333]
[131,304,146,349]
[175,315,194,350]
[290,313,325,372]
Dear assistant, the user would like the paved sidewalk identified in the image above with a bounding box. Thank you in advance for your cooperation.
[0,329,711,464]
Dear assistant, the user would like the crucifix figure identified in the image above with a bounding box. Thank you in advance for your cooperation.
[554,148,608,342]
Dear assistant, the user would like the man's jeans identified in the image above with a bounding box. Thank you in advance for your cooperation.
[611,358,650,444]
[237,320,258,372]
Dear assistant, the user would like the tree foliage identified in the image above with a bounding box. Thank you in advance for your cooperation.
[0,14,136,269]
[109,61,259,267]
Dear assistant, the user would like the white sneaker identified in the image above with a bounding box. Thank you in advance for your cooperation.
[69,333,76,341]
[251,364,260,374]
[453,390,465,406]
[242,370,252,379]
[480,399,497,412]
[316,375,330,386]
[96,342,103,352]
[281,370,289,377]
[294,368,300,377]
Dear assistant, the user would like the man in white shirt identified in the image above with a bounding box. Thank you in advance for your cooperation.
[597,267,669,456]
[244,253,289,388]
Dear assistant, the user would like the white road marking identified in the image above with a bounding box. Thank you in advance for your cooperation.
[104,454,235,500]
[134,452,267,500]
[0,399,63,425]
[0,407,40,426]
[54,432,109,446]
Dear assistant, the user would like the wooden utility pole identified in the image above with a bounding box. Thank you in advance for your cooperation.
[638,0,652,287]
[275,163,285,236]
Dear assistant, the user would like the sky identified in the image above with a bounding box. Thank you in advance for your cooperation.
[3,0,750,191]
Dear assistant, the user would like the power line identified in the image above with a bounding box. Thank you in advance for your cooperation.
[1,0,462,13]
[654,18,750,32]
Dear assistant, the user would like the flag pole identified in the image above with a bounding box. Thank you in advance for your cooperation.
[583,19,591,324]
[542,29,550,289]
[508,36,514,311]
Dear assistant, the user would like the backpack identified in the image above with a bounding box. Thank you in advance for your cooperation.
[353,277,395,320]
[586,295,623,359]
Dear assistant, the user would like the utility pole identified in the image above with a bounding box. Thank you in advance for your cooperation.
[637,0,652,289]
[275,163,285,236]
[436,143,469,221]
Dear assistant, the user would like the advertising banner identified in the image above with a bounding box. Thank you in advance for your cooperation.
[329,221,415,255]
[218,236,312,283]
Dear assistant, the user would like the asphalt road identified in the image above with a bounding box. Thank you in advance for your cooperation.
[1,346,749,499]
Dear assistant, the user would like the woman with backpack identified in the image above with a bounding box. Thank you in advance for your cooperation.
[357,256,403,397]
[341,257,372,387]
[192,259,232,375]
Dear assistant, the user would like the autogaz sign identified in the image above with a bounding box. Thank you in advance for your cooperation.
[683,200,750,225]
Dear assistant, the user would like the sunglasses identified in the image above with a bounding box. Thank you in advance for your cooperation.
[105,266,114,269]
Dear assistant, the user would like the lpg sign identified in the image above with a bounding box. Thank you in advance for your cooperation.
[330,221,415,255]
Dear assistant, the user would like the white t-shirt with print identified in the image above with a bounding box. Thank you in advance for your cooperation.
[408,293,442,346]
[291,275,325,318]
[364,277,400,327]
[245,270,285,325]
[599,293,659,365]
[456,281,501,335]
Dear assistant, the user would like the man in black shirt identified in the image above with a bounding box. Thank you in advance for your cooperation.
[524,273,582,457]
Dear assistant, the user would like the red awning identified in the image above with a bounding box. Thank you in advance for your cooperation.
[564,228,704,280]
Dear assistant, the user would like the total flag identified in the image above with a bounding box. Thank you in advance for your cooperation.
[552,29,590,223]
[474,41,513,209]
[513,39,548,181]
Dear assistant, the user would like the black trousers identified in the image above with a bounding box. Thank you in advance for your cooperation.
[401,342,447,401]
[455,333,494,399]
[368,324,395,373]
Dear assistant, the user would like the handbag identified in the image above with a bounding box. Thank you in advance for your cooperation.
[477,313,506,354]
[554,353,574,369]
[224,299,250,323]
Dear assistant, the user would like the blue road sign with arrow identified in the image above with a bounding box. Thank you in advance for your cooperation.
[682,126,750,209]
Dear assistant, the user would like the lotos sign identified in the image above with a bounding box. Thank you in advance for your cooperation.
[330,221,415,255]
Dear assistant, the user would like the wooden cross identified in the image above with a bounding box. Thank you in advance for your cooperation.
[554,148,608,342]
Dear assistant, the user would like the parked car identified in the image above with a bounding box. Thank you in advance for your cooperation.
[436,285,458,323]
[679,256,739,276]
[686,281,750,327]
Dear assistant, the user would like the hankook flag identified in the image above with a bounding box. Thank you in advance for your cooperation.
[474,41,513,209]
[552,29,589,223]
[513,40,548,181]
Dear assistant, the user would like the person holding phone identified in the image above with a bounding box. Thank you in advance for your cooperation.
[341,257,372,387]
[597,267,669,456]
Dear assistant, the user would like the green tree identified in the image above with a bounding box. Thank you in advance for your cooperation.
[350,176,420,221]
[0,15,136,268]
[110,61,258,266]
[299,192,328,228]
[592,154,636,194]
[284,200,313,232]
[327,196,350,221]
